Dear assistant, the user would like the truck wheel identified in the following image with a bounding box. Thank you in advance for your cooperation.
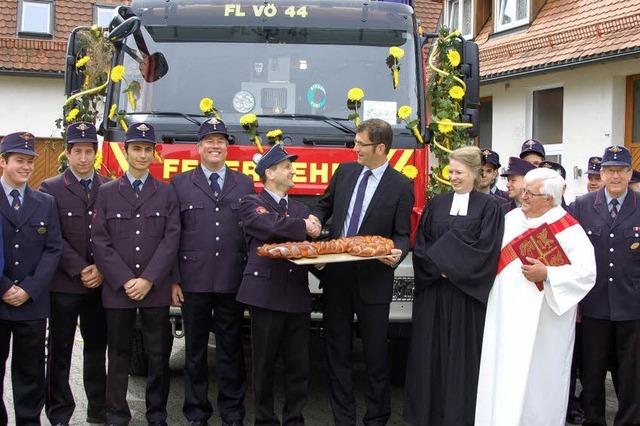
[389,337,409,386]
[129,328,148,376]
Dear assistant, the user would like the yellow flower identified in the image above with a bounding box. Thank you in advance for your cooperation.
[240,113,257,126]
[449,85,465,100]
[442,164,450,180]
[450,29,462,37]
[108,104,117,120]
[266,129,283,139]
[397,105,412,120]
[127,90,136,110]
[389,46,405,60]
[347,87,364,102]
[447,50,461,67]
[199,97,214,113]
[110,65,126,82]
[402,165,418,180]
[75,56,90,68]
[65,108,79,123]
[94,150,103,171]
[437,118,454,134]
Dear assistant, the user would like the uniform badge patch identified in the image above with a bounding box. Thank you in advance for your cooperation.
[37,227,47,235]
[256,206,268,214]
[630,242,639,250]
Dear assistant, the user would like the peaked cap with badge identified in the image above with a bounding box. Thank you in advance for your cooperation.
[66,121,98,145]
[254,143,298,177]
[539,160,566,180]
[601,145,631,167]
[586,156,602,175]
[481,148,501,169]
[125,122,156,144]
[0,131,37,156]
[519,139,545,159]
[198,116,230,141]
[500,156,537,177]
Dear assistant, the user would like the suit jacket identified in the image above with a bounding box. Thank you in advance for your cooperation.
[171,167,254,293]
[571,188,640,320]
[0,187,63,320]
[313,162,414,304]
[236,191,311,313]
[40,168,110,294]
[91,175,180,309]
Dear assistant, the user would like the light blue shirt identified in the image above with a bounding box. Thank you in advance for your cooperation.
[342,161,389,236]
[125,171,149,191]
[264,188,288,206]
[1,176,26,207]
[70,169,95,190]
[604,189,628,212]
[201,164,226,190]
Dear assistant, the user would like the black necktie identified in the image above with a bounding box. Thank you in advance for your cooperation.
[610,199,619,220]
[133,179,142,196]
[346,170,373,236]
[209,173,221,197]
[80,179,91,196]
[10,189,21,211]
[279,198,288,213]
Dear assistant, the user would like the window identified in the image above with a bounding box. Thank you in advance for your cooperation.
[445,0,473,39]
[495,0,529,32]
[478,97,493,148]
[625,74,640,146]
[95,5,117,28]
[19,0,53,36]
[532,87,563,145]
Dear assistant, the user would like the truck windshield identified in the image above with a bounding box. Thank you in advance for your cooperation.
[114,25,419,132]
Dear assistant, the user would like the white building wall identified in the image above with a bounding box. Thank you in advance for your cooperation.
[480,57,639,202]
[0,74,65,139]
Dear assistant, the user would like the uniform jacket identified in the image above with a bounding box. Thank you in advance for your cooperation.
[0,187,62,320]
[313,162,414,304]
[40,168,110,294]
[236,191,311,313]
[91,175,180,309]
[571,188,640,320]
[171,167,254,293]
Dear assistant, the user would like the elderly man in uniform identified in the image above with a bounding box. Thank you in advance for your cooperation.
[0,132,62,425]
[170,117,254,426]
[236,144,320,425]
[586,157,604,193]
[519,139,546,166]
[478,148,508,201]
[92,122,180,426]
[40,122,110,425]
[571,145,640,426]
[500,157,537,214]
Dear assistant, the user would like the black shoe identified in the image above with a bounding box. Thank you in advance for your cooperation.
[222,422,243,426]
[86,416,107,424]
[189,421,208,426]
[566,407,585,425]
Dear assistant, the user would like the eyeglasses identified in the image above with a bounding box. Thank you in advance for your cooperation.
[353,141,381,148]
[522,189,548,198]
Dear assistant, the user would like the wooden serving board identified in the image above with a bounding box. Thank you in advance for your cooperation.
[287,253,394,265]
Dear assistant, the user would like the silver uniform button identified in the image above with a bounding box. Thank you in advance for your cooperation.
[13,280,18,284]
[136,214,140,218]
[135,247,140,251]
[609,263,613,267]
[15,229,19,233]
[216,237,220,241]
[14,244,18,249]
[116,213,121,218]
[216,222,220,226]
[189,205,193,209]
[254,271,258,276]
[215,252,219,256]
[216,207,220,212]
[135,264,140,268]
[610,233,614,238]
[156,212,160,216]
[89,224,91,229]
[40,222,44,226]
[136,230,140,235]
[289,269,293,273]
[88,211,92,215]
[183,256,187,260]
[609,278,613,282]
[14,261,19,266]
[636,233,639,238]
[67,212,72,217]
[610,248,614,252]
[587,231,592,235]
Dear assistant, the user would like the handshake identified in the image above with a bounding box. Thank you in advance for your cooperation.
[304,214,322,238]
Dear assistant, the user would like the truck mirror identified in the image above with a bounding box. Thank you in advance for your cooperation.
[64,27,86,96]
[140,52,169,83]
[108,16,141,43]
[461,39,480,137]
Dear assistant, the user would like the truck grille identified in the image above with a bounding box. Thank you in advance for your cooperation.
[261,88,287,112]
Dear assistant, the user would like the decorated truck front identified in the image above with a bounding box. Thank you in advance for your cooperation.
[64,0,447,378]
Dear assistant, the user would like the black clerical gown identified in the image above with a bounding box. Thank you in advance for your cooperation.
[404,190,504,426]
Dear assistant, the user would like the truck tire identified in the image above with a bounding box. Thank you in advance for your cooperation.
[129,328,148,376]
[389,337,409,386]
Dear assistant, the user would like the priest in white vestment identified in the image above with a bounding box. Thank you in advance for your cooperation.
[475,168,596,426]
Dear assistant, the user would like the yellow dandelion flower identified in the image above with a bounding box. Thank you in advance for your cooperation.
[449,85,465,100]
[389,46,405,60]
[240,113,257,126]
[65,108,80,123]
[437,118,454,134]
[266,129,283,139]
[108,104,117,120]
[442,164,450,180]
[75,56,90,68]
[199,97,214,113]
[446,50,461,67]
[94,150,103,171]
[110,65,126,83]
[397,105,412,120]
[347,87,365,102]
[402,165,418,180]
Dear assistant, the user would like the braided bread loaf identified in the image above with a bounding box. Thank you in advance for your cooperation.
[257,236,394,259]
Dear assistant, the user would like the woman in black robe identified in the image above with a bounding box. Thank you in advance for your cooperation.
[404,146,504,426]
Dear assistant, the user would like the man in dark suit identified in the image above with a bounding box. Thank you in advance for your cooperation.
[571,145,640,426]
[40,122,110,426]
[170,118,254,426]
[91,122,180,426]
[236,144,320,425]
[0,132,63,425]
[309,118,413,425]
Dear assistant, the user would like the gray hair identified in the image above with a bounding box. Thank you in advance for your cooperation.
[524,167,565,206]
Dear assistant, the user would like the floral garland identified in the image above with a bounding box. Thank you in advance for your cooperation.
[426,27,474,196]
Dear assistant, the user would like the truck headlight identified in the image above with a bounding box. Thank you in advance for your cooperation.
[233,90,255,113]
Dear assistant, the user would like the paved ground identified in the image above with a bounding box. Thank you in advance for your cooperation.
[3,332,618,425]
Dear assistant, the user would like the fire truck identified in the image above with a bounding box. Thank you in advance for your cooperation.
[64,0,479,381]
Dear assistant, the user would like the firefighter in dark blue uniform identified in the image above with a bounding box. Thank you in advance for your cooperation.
[519,138,545,166]
[586,156,604,193]
[571,145,640,426]
[478,148,508,201]
[0,132,63,425]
